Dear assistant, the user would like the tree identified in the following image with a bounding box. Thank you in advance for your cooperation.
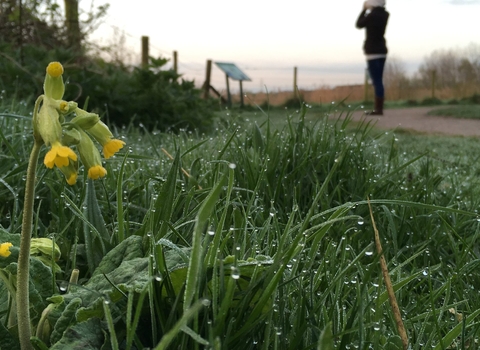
[0,0,108,51]
[417,45,480,98]
[383,56,411,100]
[64,0,81,50]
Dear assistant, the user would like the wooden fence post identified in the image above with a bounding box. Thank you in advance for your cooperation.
[203,59,212,99]
[239,80,244,108]
[293,66,298,100]
[225,74,232,107]
[431,70,436,99]
[173,50,178,74]
[141,36,149,68]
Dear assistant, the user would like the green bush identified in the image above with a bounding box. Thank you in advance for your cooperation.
[81,57,217,131]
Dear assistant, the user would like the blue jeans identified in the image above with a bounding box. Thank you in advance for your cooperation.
[367,58,386,98]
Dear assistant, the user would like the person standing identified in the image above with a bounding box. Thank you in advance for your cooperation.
[356,0,389,115]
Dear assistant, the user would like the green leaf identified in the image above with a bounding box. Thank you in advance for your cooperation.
[0,321,20,350]
[50,297,82,344]
[183,173,226,311]
[83,179,111,273]
[433,308,480,350]
[91,235,145,278]
[151,151,180,239]
[3,256,53,320]
[318,322,334,350]
[385,335,403,350]
[49,318,104,350]
[153,300,205,350]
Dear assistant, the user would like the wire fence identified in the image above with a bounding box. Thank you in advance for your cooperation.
[90,22,480,105]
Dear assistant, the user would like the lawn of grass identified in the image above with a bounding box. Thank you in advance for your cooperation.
[428,104,480,119]
[2,100,480,349]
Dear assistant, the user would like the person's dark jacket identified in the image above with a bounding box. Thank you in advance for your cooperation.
[356,7,389,54]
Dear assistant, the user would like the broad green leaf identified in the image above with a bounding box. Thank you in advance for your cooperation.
[50,297,82,344]
[49,318,104,350]
[0,321,20,350]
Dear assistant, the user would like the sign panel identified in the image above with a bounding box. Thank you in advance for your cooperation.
[214,62,251,81]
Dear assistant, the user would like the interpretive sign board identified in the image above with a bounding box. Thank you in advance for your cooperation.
[214,62,251,107]
[214,62,251,81]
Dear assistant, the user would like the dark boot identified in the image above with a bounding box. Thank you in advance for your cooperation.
[366,96,384,116]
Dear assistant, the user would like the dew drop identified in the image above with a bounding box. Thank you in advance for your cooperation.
[231,266,240,280]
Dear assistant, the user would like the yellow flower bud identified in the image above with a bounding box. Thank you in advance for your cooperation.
[44,62,65,100]
[0,242,13,258]
[71,108,100,130]
[57,100,78,115]
[46,62,64,78]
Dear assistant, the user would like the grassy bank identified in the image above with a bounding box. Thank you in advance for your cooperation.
[1,101,480,349]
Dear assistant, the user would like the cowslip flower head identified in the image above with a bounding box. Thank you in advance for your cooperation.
[0,242,13,258]
[33,62,125,185]
[87,120,125,159]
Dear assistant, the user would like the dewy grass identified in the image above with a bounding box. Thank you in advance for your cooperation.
[3,76,480,348]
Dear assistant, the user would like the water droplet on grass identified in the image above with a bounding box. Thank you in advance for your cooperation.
[231,266,240,279]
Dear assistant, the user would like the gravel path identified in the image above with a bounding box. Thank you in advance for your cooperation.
[347,107,480,137]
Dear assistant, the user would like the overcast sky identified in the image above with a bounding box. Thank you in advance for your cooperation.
[86,0,480,91]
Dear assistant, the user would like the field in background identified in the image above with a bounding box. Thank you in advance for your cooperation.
[227,84,479,106]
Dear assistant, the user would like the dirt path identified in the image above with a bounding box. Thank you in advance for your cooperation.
[344,107,480,137]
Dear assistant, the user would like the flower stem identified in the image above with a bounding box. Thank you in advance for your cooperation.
[17,139,42,350]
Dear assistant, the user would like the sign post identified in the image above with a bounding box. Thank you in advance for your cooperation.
[214,62,251,107]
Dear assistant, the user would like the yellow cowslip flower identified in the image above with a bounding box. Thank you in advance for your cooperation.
[86,120,125,159]
[66,172,78,185]
[103,139,126,159]
[44,141,78,169]
[88,165,107,180]
[0,242,13,258]
[58,161,79,185]
[76,129,107,180]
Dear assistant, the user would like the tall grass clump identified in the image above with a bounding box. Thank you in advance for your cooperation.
[2,91,480,349]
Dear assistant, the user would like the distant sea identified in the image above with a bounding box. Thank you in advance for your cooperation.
[183,63,367,93]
